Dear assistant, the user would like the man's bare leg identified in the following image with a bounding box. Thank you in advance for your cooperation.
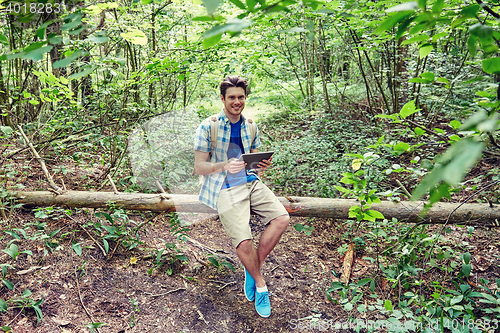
[236,214,290,287]
[256,215,289,267]
[237,239,265,287]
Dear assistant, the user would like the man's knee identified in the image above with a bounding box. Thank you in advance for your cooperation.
[272,214,290,231]
[236,239,253,253]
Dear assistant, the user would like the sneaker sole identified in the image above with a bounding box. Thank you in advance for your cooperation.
[256,310,270,318]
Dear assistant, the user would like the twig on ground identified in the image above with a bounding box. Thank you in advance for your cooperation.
[186,238,237,266]
[206,279,236,290]
[6,307,25,328]
[107,175,119,194]
[17,125,62,193]
[144,287,186,297]
[65,213,107,256]
[71,244,100,333]
[396,179,412,198]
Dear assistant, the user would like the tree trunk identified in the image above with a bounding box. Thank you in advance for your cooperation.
[8,190,500,227]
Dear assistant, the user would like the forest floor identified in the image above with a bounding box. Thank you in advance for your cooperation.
[2,106,500,332]
[1,197,500,333]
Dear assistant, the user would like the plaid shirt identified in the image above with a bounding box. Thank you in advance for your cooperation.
[194,110,261,210]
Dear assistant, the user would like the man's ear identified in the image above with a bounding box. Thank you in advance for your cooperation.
[221,94,225,102]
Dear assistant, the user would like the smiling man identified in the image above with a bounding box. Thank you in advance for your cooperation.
[193,75,290,318]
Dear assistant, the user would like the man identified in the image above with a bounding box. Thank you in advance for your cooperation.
[193,75,290,318]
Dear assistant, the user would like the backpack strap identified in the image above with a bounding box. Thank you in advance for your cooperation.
[246,118,257,148]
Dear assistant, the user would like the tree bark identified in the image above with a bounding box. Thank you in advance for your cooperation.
[7,190,500,227]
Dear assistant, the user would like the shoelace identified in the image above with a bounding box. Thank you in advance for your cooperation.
[256,292,270,306]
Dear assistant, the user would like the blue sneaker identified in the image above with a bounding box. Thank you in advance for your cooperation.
[255,290,271,318]
[244,267,256,302]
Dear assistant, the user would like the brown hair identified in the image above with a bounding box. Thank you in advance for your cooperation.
[220,75,248,99]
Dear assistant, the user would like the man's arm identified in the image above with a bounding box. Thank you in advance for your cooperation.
[194,150,246,175]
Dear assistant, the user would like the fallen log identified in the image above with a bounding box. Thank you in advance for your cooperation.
[7,190,500,227]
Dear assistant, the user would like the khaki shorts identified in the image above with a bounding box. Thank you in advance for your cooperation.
[216,180,289,248]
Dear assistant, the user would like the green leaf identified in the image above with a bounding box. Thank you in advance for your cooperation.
[469,23,493,45]
[221,262,235,271]
[246,0,257,11]
[460,109,488,130]
[482,57,500,74]
[69,66,94,80]
[393,142,410,152]
[461,4,480,18]
[414,127,426,135]
[88,35,109,43]
[207,256,219,266]
[203,19,252,39]
[467,35,477,57]
[441,140,483,185]
[202,33,222,48]
[408,78,431,83]
[463,252,471,264]
[364,210,385,221]
[86,323,106,329]
[202,0,221,15]
[384,300,393,311]
[2,279,13,290]
[62,13,82,31]
[421,72,435,81]
[192,15,224,21]
[419,44,433,58]
[418,0,426,10]
[400,100,418,119]
[72,243,82,256]
[36,21,52,39]
[374,11,414,34]
[53,49,88,69]
[0,34,8,45]
[294,223,304,231]
[2,244,18,259]
[7,45,53,62]
[401,34,429,45]
[228,0,246,9]
[357,278,372,286]
[432,0,444,14]
[461,263,471,277]
[103,239,109,253]
[48,35,63,45]
[386,2,418,13]
[120,29,148,45]
[0,298,7,312]
[432,32,447,42]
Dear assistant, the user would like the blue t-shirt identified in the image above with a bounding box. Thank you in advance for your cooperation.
[223,119,258,189]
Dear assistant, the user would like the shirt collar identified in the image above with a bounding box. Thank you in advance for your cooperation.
[220,109,245,124]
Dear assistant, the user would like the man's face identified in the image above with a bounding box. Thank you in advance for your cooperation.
[221,87,246,117]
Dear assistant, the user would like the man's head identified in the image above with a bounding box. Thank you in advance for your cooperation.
[220,75,248,100]
[220,76,248,120]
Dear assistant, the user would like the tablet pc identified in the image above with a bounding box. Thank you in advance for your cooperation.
[239,151,274,170]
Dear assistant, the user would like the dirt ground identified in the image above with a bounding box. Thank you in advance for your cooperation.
[1,204,500,333]
[0,207,347,332]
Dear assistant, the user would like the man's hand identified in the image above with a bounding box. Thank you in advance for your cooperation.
[256,156,272,173]
[225,158,246,174]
